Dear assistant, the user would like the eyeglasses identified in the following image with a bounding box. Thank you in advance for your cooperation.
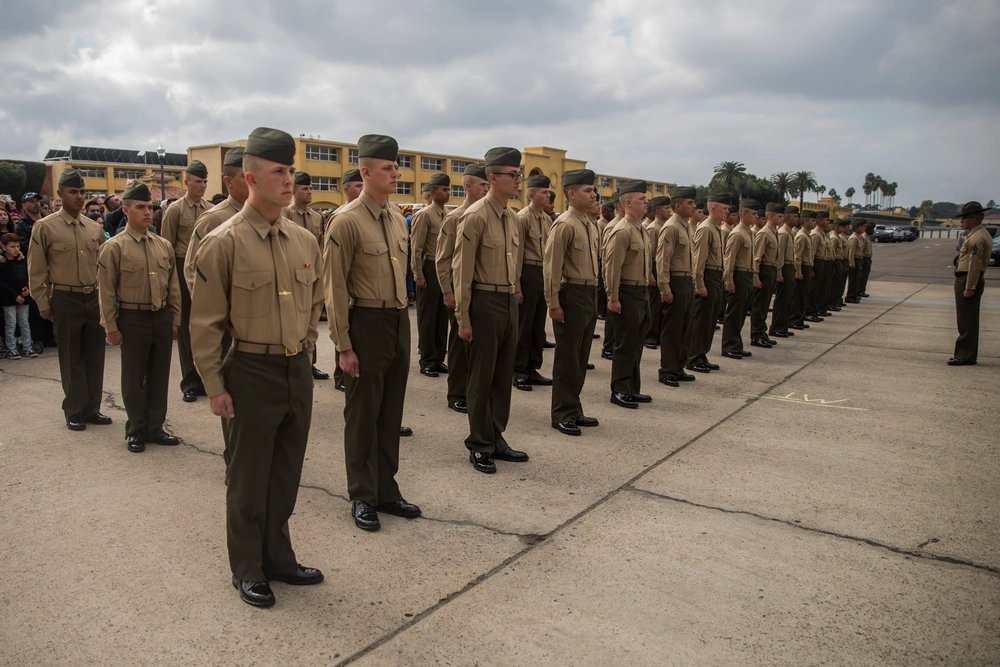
[495,171,522,181]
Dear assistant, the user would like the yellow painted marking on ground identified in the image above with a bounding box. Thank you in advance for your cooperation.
[746,392,868,411]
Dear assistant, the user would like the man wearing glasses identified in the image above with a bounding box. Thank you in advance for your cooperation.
[453,147,529,474]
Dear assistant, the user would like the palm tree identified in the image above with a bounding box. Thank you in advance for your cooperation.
[863,173,875,207]
[886,182,898,209]
[878,179,890,210]
[829,188,840,203]
[770,172,792,201]
[816,184,827,201]
[873,175,885,209]
[711,161,747,198]
[789,171,818,211]
[845,187,855,205]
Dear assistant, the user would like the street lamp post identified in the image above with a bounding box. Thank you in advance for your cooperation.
[156,143,166,200]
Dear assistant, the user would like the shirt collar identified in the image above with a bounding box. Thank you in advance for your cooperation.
[240,201,287,239]
[184,192,203,208]
[358,191,385,220]
[484,195,506,218]
[123,225,149,242]
[58,209,84,226]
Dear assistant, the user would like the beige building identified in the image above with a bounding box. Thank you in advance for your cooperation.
[43,146,188,201]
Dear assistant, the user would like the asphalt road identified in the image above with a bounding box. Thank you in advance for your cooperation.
[870,235,1000,285]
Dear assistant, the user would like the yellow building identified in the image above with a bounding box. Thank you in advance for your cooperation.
[43,146,188,201]
[798,197,853,220]
[189,138,674,212]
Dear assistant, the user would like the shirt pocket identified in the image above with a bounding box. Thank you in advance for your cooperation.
[398,238,408,257]
[231,270,273,319]
[294,267,317,312]
[362,242,390,277]
[120,260,146,289]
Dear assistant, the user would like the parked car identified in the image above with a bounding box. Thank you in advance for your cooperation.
[991,235,1000,266]
[872,224,898,242]
[894,225,919,242]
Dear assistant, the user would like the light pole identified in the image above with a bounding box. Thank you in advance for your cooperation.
[156,143,166,200]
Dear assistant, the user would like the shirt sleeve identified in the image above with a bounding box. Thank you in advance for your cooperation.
[603,228,627,302]
[167,253,182,325]
[409,209,428,280]
[656,225,675,297]
[188,234,232,398]
[435,215,455,294]
[26,222,51,311]
[542,222,568,310]
[160,202,180,252]
[691,224,708,291]
[323,216,355,352]
[722,230,738,286]
[96,241,119,334]
[453,211,483,328]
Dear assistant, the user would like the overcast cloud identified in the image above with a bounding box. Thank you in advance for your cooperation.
[1,0,997,205]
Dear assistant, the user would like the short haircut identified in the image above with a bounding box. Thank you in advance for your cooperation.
[463,175,486,188]
[1,232,19,245]
[85,199,101,209]
[222,164,242,179]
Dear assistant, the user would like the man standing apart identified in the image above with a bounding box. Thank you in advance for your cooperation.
[749,198,779,349]
[28,169,111,431]
[324,135,421,529]
[97,182,181,453]
[454,147,530,473]
[859,223,873,298]
[949,201,993,366]
[603,180,651,408]
[513,173,553,391]
[655,192,696,386]
[411,173,451,378]
[436,164,488,414]
[161,160,210,402]
[845,219,865,303]
[283,171,329,380]
[720,195,754,359]
[191,128,325,607]
[544,169,600,436]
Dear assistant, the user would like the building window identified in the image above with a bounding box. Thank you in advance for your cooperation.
[654,184,664,193]
[396,181,413,195]
[420,157,443,171]
[348,148,359,165]
[84,190,107,200]
[599,176,611,188]
[306,144,338,162]
[312,176,338,192]
[451,159,469,173]
[451,185,465,198]
[397,154,412,168]
[114,168,146,180]
[76,167,106,179]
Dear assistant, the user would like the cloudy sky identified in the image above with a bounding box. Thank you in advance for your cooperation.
[2,0,997,206]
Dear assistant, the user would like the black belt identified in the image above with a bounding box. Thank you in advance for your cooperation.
[522,259,543,267]
[620,279,644,286]
[351,298,404,309]
[564,278,597,286]
[472,282,515,294]
[119,302,163,311]
[233,339,308,356]
[51,284,96,294]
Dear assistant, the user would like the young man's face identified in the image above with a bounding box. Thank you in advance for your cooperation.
[293,184,313,207]
[125,200,154,231]
[343,181,364,202]
[185,174,208,200]
[3,241,19,257]
[432,185,450,206]
[362,159,399,198]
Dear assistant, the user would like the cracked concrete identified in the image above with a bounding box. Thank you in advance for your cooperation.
[1,239,998,665]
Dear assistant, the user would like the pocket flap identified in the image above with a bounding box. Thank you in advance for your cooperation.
[233,270,273,291]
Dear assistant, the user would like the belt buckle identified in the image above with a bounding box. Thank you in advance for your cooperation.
[83,285,94,294]
[284,345,298,357]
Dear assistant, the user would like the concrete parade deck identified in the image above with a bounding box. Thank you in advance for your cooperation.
[1,238,997,665]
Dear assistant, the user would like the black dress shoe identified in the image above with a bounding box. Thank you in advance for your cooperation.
[126,434,145,453]
[686,363,711,374]
[820,311,833,317]
[575,415,599,427]
[552,421,582,436]
[765,338,778,346]
[629,393,652,403]
[448,399,468,413]
[829,306,842,312]
[782,329,795,336]
[512,377,533,391]
[84,412,113,425]
[592,333,600,339]
[677,372,695,381]
[643,342,658,350]
[419,367,439,378]
[352,500,381,531]
[586,363,595,370]
[378,500,422,518]
[233,578,275,607]
[805,315,823,323]
[433,363,449,374]
[946,358,976,366]
[67,418,86,431]
[335,380,346,391]
[543,340,556,349]
[610,392,638,408]
[769,330,789,338]
[494,448,529,462]
[703,360,720,371]
[147,429,180,446]
[789,323,806,330]
[312,366,330,380]
[268,565,324,585]
[750,338,773,348]
[399,426,413,437]
[528,372,552,386]
[659,374,680,387]
[845,298,861,304]
[722,351,744,360]
[860,293,870,298]
[739,350,752,357]
[601,350,613,360]
[182,389,198,402]
[469,451,497,474]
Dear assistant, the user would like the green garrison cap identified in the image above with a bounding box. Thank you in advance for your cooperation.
[563,169,596,187]
[784,205,799,214]
[223,147,245,168]
[245,127,296,165]
[294,171,312,186]
[427,173,450,188]
[526,174,550,188]
[669,186,697,200]
[728,204,740,214]
[343,168,362,183]
[185,160,208,178]
[357,134,398,161]
[58,168,85,189]
[765,202,785,213]
[122,181,151,201]
[484,146,521,167]
[739,198,759,210]
[815,209,830,219]
[801,210,816,219]
[852,218,866,228]
[463,164,487,180]
[618,179,647,195]
[707,192,732,204]
[648,196,671,209]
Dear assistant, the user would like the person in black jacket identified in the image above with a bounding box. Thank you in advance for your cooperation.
[0,233,37,358]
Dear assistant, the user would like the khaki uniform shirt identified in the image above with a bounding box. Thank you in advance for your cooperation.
[453,194,520,328]
[644,218,665,284]
[956,225,991,290]
[323,191,409,352]
[603,215,650,302]
[862,233,873,258]
[828,231,844,260]
[809,227,825,262]
[185,195,243,290]
[161,193,209,259]
[97,227,181,334]
[27,209,106,312]
[190,203,324,397]
[410,202,446,281]
[847,232,864,268]
[282,204,324,248]
[692,216,725,291]
[543,206,599,310]
[656,214,693,297]
[794,228,813,270]
[600,215,621,250]
[752,223,780,278]
[777,225,795,267]
[723,222,753,286]
[435,201,471,295]
[516,204,550,286]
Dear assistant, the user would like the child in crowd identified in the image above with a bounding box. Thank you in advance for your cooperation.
[0,232,36,359]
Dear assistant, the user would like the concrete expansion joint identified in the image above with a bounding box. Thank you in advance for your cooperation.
[0,368,62,384]
[101,389,126,413]
[417,514,543,541]
[625,486,1000,577]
